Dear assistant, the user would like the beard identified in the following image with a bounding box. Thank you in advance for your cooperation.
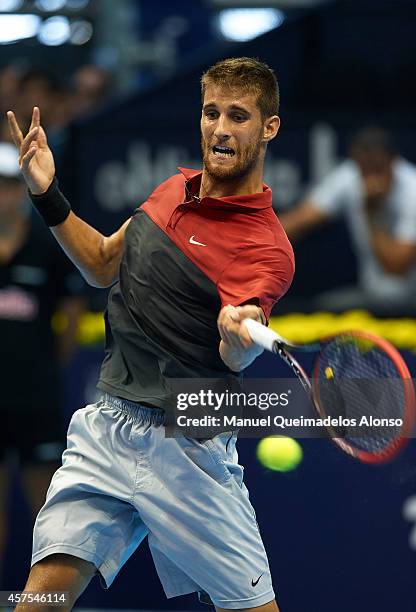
[201,132,264,182]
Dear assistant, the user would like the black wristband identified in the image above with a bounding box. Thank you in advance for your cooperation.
[29,177,71,227]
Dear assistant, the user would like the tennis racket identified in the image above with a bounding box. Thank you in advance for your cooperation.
[243,318,415,464]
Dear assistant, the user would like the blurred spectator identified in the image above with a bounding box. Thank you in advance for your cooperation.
[280,127,416,314]
[0,118,13,144]
[0,143,85,584]
[16,67,72,133]
[70,64,113,119]
[1,63,114,136]
[0,65,21,117]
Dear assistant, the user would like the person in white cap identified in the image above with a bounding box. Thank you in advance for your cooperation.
[0,141,85,585]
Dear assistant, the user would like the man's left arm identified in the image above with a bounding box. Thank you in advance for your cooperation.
[367,225,416,275]
[218,304,265,372]
[364,173,416,275]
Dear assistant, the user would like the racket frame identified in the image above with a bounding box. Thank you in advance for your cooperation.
[311,329,416,464]
[244,319,415,464]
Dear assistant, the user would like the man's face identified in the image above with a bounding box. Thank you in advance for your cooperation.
[200,84,267,182]
[353,150,394,200]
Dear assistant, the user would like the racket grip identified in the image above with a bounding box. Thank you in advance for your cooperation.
[243,318,279,352]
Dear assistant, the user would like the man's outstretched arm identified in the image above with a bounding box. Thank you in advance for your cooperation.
[50,213,130,287]
[279,200,328,241]
[7,106,129,288]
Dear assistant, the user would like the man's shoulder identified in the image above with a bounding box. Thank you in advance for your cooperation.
[306,160,359,215]
[146,168,201,200]
[141,171,187,208]
[394,158,416,184]
[153,170,186,193]
[324,160,358,184]
[311,160,359,201]
[241,211,295,263]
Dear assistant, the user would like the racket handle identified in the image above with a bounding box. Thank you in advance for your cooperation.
[243,318,280,352]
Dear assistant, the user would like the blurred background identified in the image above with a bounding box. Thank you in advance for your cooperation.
[1,0,416,610]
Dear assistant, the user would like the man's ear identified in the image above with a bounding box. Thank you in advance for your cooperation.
[263,115,280,142]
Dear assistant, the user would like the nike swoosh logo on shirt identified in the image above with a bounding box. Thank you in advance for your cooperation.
[189,235,207,247]
[251,574,263,587]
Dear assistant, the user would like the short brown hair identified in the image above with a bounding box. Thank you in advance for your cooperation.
[349,127,396,157]
[201,57,280,119]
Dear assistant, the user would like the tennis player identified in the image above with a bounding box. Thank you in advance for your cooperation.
[8,57,294,612]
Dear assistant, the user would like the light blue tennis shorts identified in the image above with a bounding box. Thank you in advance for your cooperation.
[32,394,275,609]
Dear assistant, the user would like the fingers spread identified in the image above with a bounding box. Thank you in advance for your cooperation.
[29,106,40,132]
[6,111,23,147]
[20,127,39,160]
[21,146,37,170]
[37,126,48,148]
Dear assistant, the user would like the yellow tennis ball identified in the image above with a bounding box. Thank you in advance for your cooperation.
[256,436,303,472]
[325,366,334,379]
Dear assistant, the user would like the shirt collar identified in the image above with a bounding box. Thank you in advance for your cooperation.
[178,167,272,211]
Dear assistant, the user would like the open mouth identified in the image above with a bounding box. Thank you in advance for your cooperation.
[212,145,235,157]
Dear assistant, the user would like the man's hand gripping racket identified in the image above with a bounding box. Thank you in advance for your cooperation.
[244,319,415,464]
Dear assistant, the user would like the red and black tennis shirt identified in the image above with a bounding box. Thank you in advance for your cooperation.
[98,168,295,409]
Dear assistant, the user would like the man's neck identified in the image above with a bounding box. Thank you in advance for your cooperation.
[199,168,264,199]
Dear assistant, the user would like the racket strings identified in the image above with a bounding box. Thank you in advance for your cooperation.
[315,336,406,453]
